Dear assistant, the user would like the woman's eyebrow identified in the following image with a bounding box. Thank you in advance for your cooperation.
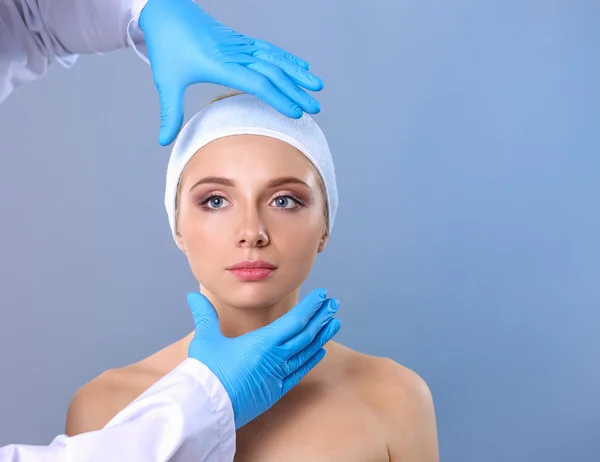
[267,177,310,189]
[189,176,235,191]
[189,176,310,192]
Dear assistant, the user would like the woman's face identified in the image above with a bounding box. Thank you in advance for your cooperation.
[175,134,328,310]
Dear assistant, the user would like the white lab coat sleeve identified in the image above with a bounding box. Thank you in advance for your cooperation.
[0,0,150,105]
[0,358,236,462]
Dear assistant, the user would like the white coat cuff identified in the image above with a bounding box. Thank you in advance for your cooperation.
[174,358,237,459]
[127,0,150,64]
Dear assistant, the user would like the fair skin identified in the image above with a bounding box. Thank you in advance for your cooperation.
[65,134,439,461]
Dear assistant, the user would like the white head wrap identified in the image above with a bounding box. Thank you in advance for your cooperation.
[165,93,338,242]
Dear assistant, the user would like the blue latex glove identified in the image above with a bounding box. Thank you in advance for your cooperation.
[138,0,325,146]
[186,288,341,429]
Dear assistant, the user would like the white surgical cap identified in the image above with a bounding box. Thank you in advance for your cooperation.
[165,93,338,242]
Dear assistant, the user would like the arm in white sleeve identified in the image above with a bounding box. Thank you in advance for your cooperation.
[0,0,149,104]
[0,359,236,462]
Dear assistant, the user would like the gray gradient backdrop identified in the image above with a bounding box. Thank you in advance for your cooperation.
[0,0,598,460]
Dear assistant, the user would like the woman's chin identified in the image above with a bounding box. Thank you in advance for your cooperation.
[215,282,293,310]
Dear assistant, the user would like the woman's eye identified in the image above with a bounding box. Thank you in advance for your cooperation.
[271,196,300,209]
[203,196,230,209]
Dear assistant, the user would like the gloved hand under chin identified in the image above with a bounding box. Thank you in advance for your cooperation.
[138,0,324,146]
[186,289,341,429]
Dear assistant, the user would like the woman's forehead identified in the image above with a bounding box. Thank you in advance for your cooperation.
[183,135,319,182]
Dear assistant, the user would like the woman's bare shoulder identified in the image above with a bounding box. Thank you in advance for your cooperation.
[65,336,189,437]
[329,343,426,390]
[64,360,163,437]
[333,344,440,461]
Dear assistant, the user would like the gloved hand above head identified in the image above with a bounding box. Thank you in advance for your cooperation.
[138,0,324,146]
[186,288,341,430]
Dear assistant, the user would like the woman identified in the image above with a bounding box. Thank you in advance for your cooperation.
[65,92,439,461]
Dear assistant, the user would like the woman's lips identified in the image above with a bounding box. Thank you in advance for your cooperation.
[227,260,277,281]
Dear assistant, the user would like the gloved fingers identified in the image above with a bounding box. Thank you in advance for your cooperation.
[246,60,320,114]
[281,348,326,396]
[250,48,323,93]
[279,298,339,358]
[261,288,327,344]
[156,81,186,146]
[223,64,303,118]
[187,292,219,336]
[250,38,310,70]
[286,317,341,373]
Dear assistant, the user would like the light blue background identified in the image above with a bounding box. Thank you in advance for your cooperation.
[0,1,598,460]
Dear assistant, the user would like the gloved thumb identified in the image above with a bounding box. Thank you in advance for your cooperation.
[156,80,185,146]
[187,292,219,336]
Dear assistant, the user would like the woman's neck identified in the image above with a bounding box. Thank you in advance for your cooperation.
[174,286,334,371]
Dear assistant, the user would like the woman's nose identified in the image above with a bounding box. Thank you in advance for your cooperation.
[236,209,269,248]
